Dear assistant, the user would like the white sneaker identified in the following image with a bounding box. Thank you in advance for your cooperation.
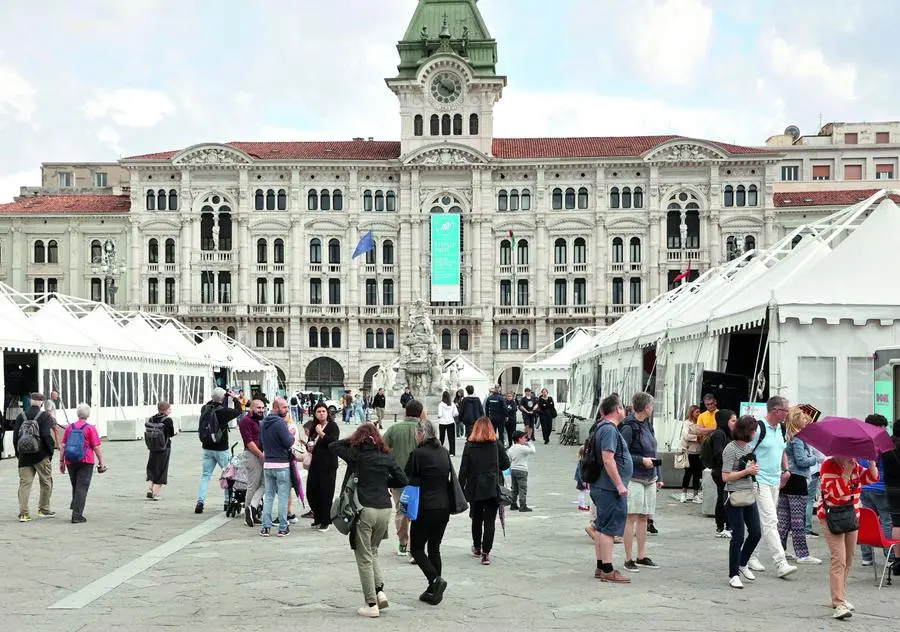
[860,559,873,567]
[842,601,855,612]
[692,493,703,504]
[680,492,687,503]
[832,604,852,620]
[357,604,380,618]
[747,559,766,572]
[776,561,797,578]
[796,556,822,565]
[785,552,796,561]
[729,575,744,589]
[376,591,389,610]
[739,565,756,581]
[715,529,732,538]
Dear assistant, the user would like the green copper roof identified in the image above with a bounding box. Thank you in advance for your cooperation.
[393,0,499,79]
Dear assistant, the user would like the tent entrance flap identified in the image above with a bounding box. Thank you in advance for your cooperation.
[4,351,39,419]
[700,371,750,416]
[722,328,770,403]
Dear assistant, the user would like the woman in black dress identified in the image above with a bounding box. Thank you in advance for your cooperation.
[146,402,176,500]
[536,388,557,444]
[304,402,340,531]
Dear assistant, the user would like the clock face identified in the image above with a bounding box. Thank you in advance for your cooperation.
[430,72,462,104]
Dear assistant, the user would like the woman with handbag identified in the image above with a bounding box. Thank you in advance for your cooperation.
[678,405,703,503]
[536,388,556,445]
[406,420,453,605]
[778,408,820,564]
[721,415,763,589]
[304,403,340,531]
[816,454,879,620]
[459,416,510,565]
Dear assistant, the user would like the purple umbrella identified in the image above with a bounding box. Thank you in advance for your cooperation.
[796,416,894,460]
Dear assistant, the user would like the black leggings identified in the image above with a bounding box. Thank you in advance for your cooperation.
[471,499,499,553]
[410,511,450,583]
[505,420,517,447]
[539,414,552,443]
[681,454,703,491]
[711,470,729,531]
[439,424,456,456]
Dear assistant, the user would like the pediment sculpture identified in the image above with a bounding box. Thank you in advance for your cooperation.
[174,147,251,166]
[408,147,485,167]
[647,143,724,164]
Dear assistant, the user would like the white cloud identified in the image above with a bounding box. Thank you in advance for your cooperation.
[0,168,41,203]
[769,36,857,101]
[82,88,176,127]
[627,0,714,85]
[97,126,123,155]
[0,61,36,122]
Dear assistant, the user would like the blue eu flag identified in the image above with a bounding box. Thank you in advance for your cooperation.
[352,230,375,259]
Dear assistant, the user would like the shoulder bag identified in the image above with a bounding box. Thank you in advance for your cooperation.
[447,452,468,515]
[727,485,758,507]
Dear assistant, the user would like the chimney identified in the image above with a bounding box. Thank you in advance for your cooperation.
[368,137,374,142]
[353,137,364,141]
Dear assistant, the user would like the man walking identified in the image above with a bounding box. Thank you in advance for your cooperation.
[372,388,386,430]
[14,393,57,521]
[383,399,422,556]
[747,396,797,578]
[195,387,243,514]
[238,399,266,527]
[258,397,296,537]
[485,387,506,445]
[457,385,484,438]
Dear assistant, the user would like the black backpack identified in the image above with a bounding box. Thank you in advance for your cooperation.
[198,405,224,445]
[580,421,603,483]
[144,416,169,452]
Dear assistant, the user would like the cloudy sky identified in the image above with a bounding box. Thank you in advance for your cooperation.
[0,0,894,202]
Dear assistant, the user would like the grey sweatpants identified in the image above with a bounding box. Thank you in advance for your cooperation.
[243,452,264,509]
[511,469,528,506]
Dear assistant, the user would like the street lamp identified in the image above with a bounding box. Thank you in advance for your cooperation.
[90,239,127,304]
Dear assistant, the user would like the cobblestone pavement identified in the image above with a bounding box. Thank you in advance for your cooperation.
[1,422,896,631]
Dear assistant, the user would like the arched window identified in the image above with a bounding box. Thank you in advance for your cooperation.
[744,235,756,252]
[629,278,642,305]
[633,187,644,208]
[577,187,589,209]
[510,329,520,350]
[383,240,394,264]
[736,185,746,207]
[320,327,330,348]
[441,328,452,350]
[385,190,395,212]
[308,189,318,210]
[612,278,624,305]
[47,240,58,263]
[157,189,167,211]
[509,189,520,211]
[320,189,331,211]
[333,189,343,211]
[309,327,318,347]
[498,190,508,212]
[276,327,285,347]
[277,189,287,210]
[622,187,632,209]
[554,238,567,264]
[256,238,267,263]
[666,206,682,249]
[610,187,620,209]
[564,188,576,209]
[469,113,479,135]
[520,329,530,350]
[365,328,375,348]
[200,212,215,250]
[521,189,531,211]
[685,204,700,249]
[453,114,463,135]
[747,184,758,207]
[146,190,155,210]
[255,189,264,210]
[552,188,563,210]
[165,238,175,263]
[459,328,469,351]
[148,238,159,264]
[612,237,624,263]
[273,238,284,264]
[726,236,738,260]
[554,327,565,349]
[365,242,377,265]
[723,185,734,207]
[499,239,511,265]
[374,190,385,212]
[386,328,395,348]
[331,327,341,348]
[168,189,178,211]
[517,240,529,265]
[256,327,265,347]
[430,114,440,136]
[328,238,341,264]
[441,114,451,136]
[363,190,373,212]
[309,238,321,264]
[499,329,509,350]
[90,239,101,261]
[266,327,275,347]
[226,326,236,340]
[265,189,275,210]
[414,114,424,136]
[375,328,385,349]
[217,210,233,251]
[573,237,586,264]
[630,237,641,263]
[517,279,529,305]
[257,278,267,304]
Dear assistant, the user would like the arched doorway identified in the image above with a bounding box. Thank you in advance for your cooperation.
[362,366,379,396]
[305,357,345,399]
[497,365,522,395]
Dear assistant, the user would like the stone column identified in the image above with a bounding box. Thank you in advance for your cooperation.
[411,218,422,300]
[238,217,250,307]
[291,219,303,303]
[128,220,140,307]
[708,166,722,266]
[399,218,413,304]
[420,219,430,300]
[535,218,548,307]
[349,221,360,305]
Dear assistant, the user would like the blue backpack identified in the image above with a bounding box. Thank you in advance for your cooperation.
[64,422,90,462]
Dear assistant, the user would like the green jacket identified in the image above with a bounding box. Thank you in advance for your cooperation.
[383,418,419,471]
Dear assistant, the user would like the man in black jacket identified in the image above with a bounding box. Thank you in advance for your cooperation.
[457,385,484,439]
[372,388,386,429]
[14,393,57,521]
[195,387,243,514]
[484,387,506,445]
[503,392,518,448]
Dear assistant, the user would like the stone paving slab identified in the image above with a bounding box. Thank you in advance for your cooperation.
[0,423,897,631]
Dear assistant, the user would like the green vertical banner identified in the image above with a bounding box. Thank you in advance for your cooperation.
[431,214,460,302]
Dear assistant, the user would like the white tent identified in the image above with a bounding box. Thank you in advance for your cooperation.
[522,328,596,409]
[443,354,492,400]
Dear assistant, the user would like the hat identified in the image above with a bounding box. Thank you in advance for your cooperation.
[512,430,527,442]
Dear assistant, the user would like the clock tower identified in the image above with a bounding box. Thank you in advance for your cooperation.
[386,0,507,158]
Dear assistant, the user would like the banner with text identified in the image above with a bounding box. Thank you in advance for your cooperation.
[430,214,461,302]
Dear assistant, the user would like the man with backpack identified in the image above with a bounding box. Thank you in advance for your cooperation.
[13,393,57,522]
[457,385,484,439]
[195,387,243,514]
[484,387,506,445]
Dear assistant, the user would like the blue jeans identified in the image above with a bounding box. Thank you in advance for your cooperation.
[805,473,819,533]
[343,407,352,424]
[262,466,291,531]
[197,449,230,504]
[860,488,895,562]
[725,501,762,578]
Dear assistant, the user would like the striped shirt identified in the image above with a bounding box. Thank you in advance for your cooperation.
[815,458,879,521]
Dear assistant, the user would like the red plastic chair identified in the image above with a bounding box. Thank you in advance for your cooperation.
[857,507,900,588]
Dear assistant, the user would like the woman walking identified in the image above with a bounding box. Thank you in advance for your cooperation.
[721,415,763,589]
[709,409,735,537]
[817,453,879,620]
[304,403,340,531]
[679,405,703,503]
[778,408,821,564]
[331,424,407,618]
[437,391,458,456]
[536,388,556,445]
[406,420,452,604]
[60,403,105,524]
[145,402,175,500]
[459,416,510,565]
[453,389,465,439]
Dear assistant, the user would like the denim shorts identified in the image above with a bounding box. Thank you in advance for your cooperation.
[591,487,627,537]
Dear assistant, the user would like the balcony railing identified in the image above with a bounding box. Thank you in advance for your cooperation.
[630,263,643,272]
[361,306,399,317]
[328,264,341,274]
[609,262,624,273]
[553,264,567,274]
[309,264,322,273]
[666,249,701,262]
[250,305,288,315]
[255,264,269,273]
[573,263,587,273]
[430,306,479,319]
[190,304,235,314]
[516,264,529,274]
[365,264,377,274]
[499,265,513,275]
[546,305,595,318]
[141,304,177,314]
[382,264,395,274]
[199,251,233,264]
[494,306,535,318]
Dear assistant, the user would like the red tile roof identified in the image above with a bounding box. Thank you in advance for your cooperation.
[124,136,775,162]
[0,195,131,214]
[774,189,900,208]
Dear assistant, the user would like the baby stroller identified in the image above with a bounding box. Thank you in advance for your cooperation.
[220,443,249,518]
